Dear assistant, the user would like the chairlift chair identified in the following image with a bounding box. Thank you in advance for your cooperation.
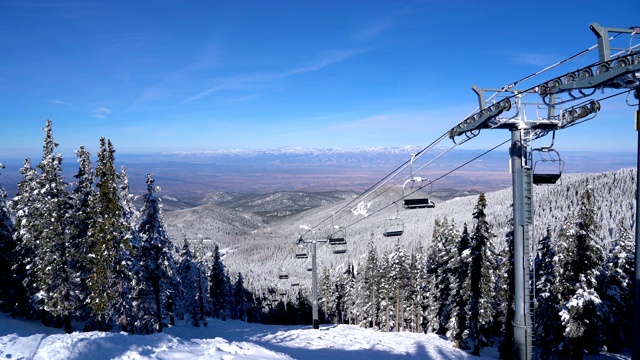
[402,154,435,209]
[295,241,309,259]
[278,268,289,280]
[328,227,347,254]
[402,177,436,209]
[531,132,564,185]
[383,202,404,237]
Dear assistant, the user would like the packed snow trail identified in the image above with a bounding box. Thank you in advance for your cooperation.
[0,314,630,359]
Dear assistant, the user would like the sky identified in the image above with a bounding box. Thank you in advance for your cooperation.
[1,0,639,160]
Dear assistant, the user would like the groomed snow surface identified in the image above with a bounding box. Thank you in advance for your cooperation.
[0,313,630,359]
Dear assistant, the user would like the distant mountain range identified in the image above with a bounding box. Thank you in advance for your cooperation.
[1,146,635,201]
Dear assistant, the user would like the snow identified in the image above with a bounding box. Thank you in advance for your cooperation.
[0,313,630,359]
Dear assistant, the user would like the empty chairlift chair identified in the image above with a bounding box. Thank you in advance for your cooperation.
[295,238,309,259]
[278,268,289,280]
[383,202,404,237]
[328,227,347,254]
[530,134,564,185]
[402,177,435,209]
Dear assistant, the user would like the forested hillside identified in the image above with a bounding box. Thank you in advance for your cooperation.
[0,120,635,358]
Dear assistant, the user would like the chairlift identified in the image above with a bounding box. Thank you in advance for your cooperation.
[291,282,300,287]
[327,213,347,254]
[278,268,289,280]
[295,238,309,259]
[383,202,404,237]
[403,154,436,209]
[531,132,564,185]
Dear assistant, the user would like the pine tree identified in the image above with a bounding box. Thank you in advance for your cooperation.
[209,243,230,320]
[10,158,40,318]
[597,219,634,352]
[425,217,458,334]
[496,220,515,359]
[233,272,248,321]
[68,146,95,323]
[557,188,605,358]
[86,138,135,332]
[463,193,495,356]
[446,223,471,347]
[34,120,76,333]
[0,163,17,313]
[534,226,563,359]
[362,240,380,329]
[177,235,200,326]
[135,173,177,333]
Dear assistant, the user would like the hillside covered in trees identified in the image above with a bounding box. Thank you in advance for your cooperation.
[0,120,635,358]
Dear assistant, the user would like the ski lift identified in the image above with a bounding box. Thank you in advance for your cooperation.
[295,237,309,259]
[403,154,435,209]
[531,132,564,185]
[278,268,289,280]
[383,202,404,237]
[329,228,347,254]
[291,282,300,287]
[328,214,347,254]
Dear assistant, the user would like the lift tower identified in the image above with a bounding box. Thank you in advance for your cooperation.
[449,23,639,360]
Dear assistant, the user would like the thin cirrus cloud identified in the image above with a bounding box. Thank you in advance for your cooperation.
[92,107,112,119]
[178,48,366,105]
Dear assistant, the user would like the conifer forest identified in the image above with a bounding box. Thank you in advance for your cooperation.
[0,120,635,359]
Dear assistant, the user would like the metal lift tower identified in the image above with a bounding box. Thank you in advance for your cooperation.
[449,23,640,360]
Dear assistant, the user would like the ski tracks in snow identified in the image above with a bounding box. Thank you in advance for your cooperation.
[0,333,44,360]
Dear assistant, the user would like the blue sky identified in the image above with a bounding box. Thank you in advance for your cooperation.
[1,0,639,159]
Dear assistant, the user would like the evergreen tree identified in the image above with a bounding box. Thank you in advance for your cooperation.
[135,173,178,333]
[557,188,605,358]
[68,146,95,323]
[232,272,248,321]
[209,243,230,319]
[446,223,471,348]
[34,120,76,333]
[192,235,209,325]
[534,226,563,359]
[86,138,134,332]
[597,219,634,352]
[463,193,495,356]
[10,158,40,318]
[496,220,515,359]
[425,217,458,334]
[177,236,200,326]
[362,240,380,329]
[0,163,17,313]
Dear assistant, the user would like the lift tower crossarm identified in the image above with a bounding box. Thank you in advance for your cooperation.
[590,22,639,62]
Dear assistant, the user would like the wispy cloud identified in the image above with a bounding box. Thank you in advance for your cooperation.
[179,48,365,105]
[48,99,70,105]
[503,52,561,67]
[92,107,112,119]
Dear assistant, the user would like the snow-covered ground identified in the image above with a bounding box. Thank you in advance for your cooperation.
[0,313,630,359]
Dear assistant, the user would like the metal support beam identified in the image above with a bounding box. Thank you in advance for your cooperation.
[311,239,319,329]
[634,88,640,360]
[511,129,533,360]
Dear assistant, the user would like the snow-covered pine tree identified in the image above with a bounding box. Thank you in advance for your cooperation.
[496,220,515,359]
[9,158,40,318]
[463,193,496,356]
[445,223,471,348]
[407,244,427,333]
[534,226,563,359]
[177,235,200,326]
[557,188,605,357]
[209,243,230,320]
[597,219,634,352]
[362,240,380,329]
[0,163,17,313]
[192,235,209,325]
[86,138,135,332]
[34,120,76,333]
[425,217,458,335]
[135,173,178,333]
[232,272,248,321]
[68,146,95,322]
